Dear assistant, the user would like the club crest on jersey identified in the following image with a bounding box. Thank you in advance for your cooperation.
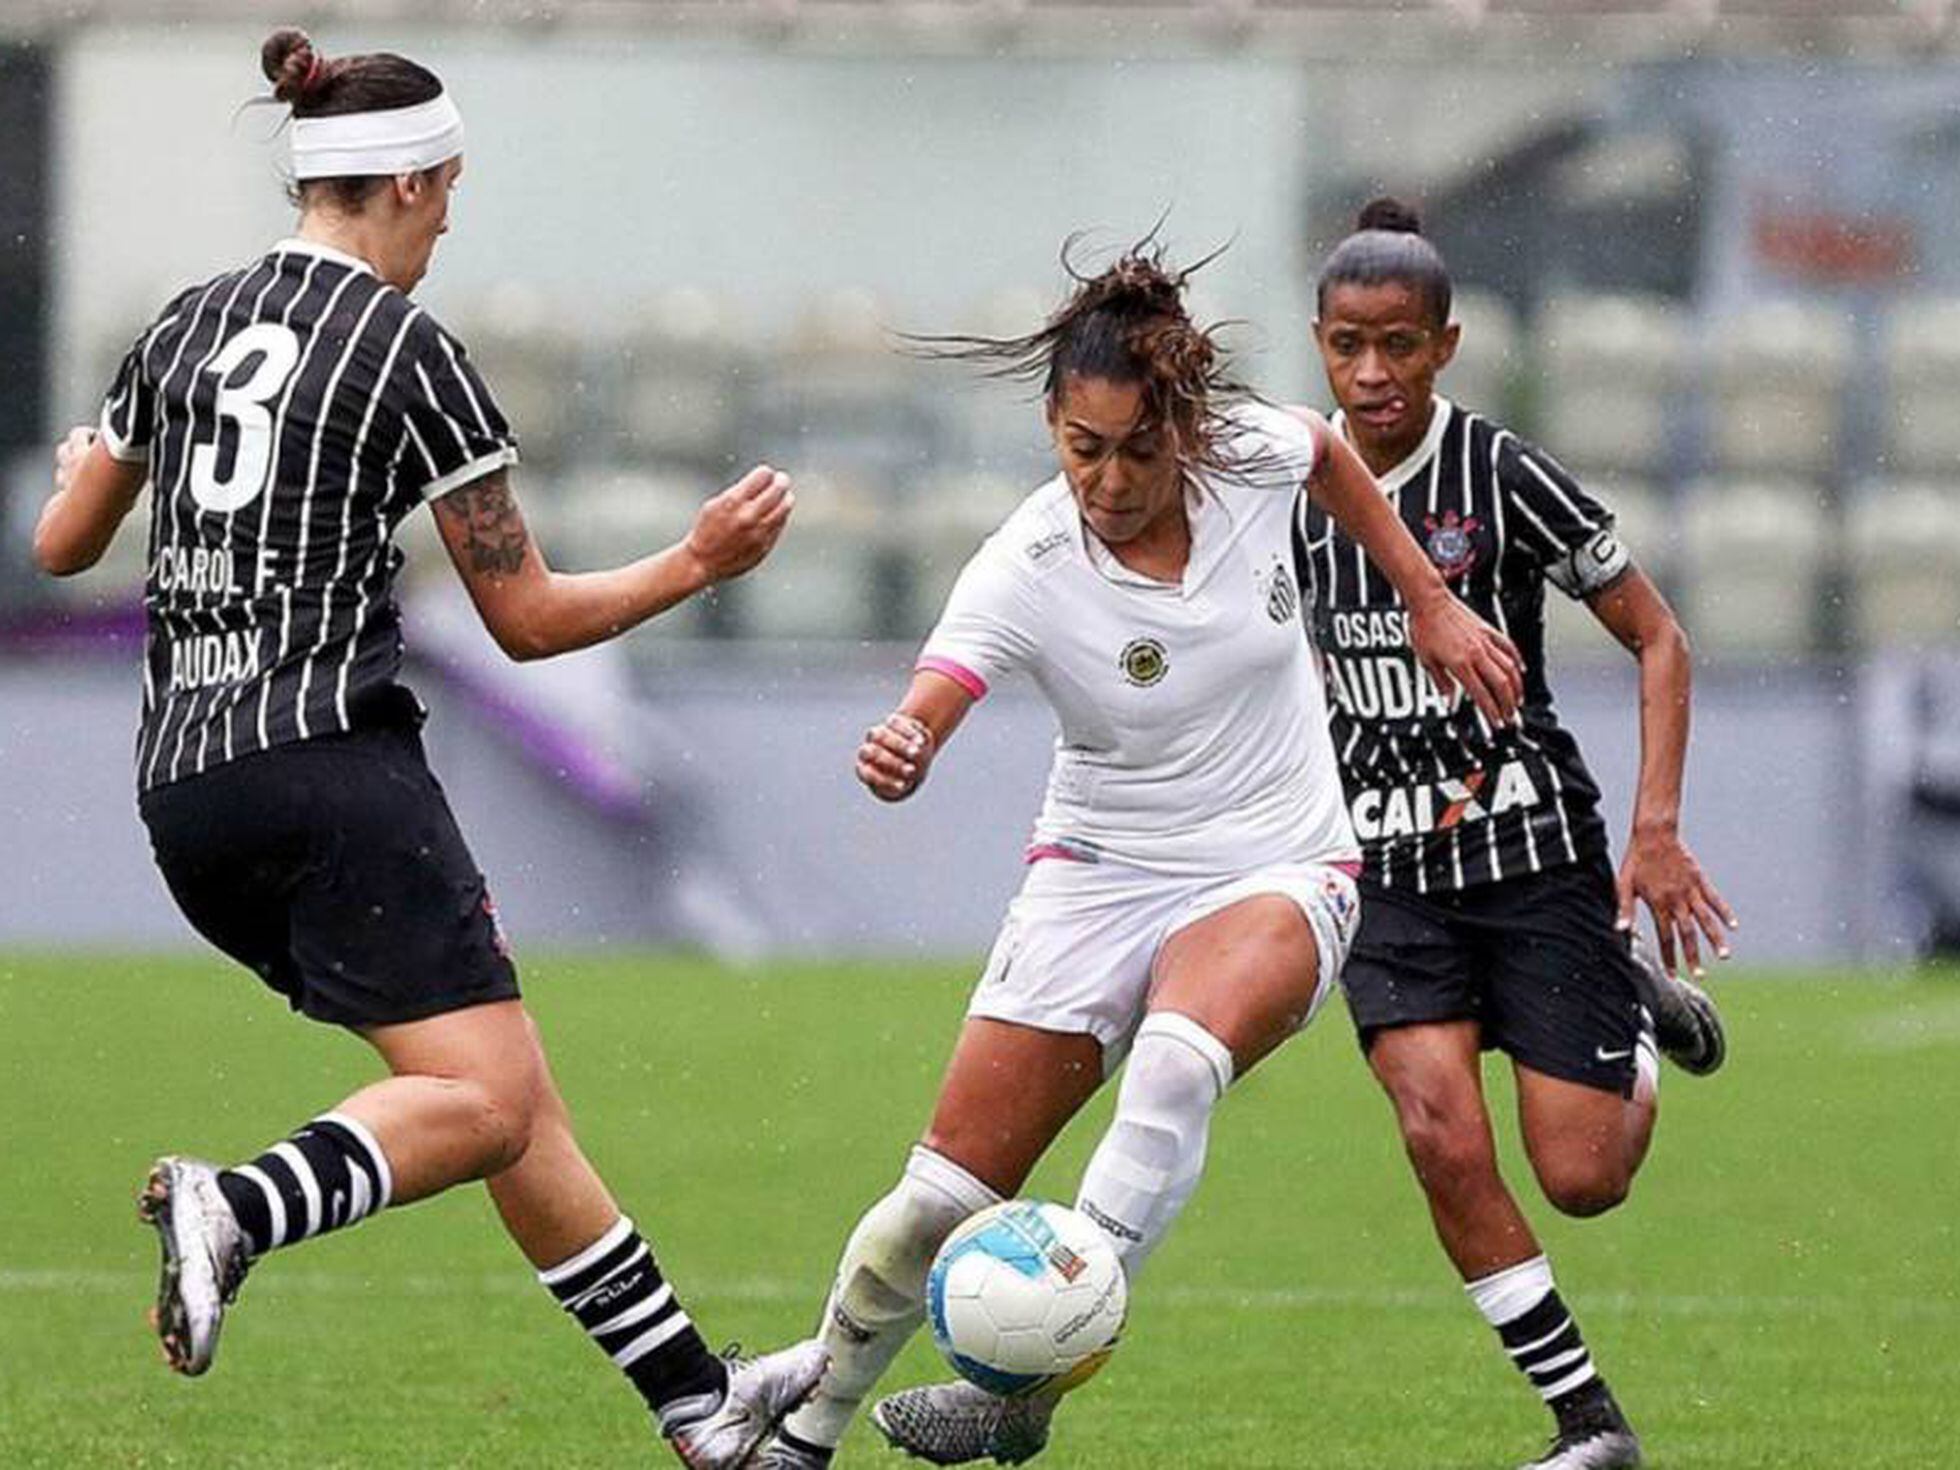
[1119,638,1169,688]
[1423,510,1482,580]
[1262,559,1299,624]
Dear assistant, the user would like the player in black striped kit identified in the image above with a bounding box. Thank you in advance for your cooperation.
[32,30,821,1466]
[1296,200,1737,1470]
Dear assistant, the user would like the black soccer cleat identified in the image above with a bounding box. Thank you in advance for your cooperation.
[1525,1384,1643,1469]
[1626,931,1727,1076]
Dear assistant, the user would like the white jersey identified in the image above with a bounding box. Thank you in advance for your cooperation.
[919,402,1360,879]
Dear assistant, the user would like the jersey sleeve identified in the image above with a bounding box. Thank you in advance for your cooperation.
[1224,400,1324,495]
[396,322,521,503]
[98,285,203,463]
[97,342,155,464]
[915,535,1043,700]
[1497,436,1632,600]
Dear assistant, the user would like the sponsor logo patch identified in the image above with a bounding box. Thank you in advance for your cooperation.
[1118,637,1169,688]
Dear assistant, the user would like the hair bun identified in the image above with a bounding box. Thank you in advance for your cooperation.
[1357,196,1422,236]
[262,28,325,106]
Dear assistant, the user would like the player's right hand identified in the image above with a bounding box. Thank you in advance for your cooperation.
[53,425,97,498]
[1409,593,1524,727]
[684,464,794,583]
[857,711,935,802]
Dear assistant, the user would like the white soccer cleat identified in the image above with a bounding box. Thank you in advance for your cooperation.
[136,1156,252,1377]
[871,1379,1057,1466]
[664,1340,829,1470]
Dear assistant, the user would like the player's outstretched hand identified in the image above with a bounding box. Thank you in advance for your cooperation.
[857,711,935,803]
[1617,829,1737,980]
[684,464,794,583]
[53,425,97,498]
[1408,592,1524,726]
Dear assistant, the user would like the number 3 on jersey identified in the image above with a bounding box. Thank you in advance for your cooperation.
[188,323,301,514]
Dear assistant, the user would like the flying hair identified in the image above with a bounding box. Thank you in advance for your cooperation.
[906,232,1256,476]
[1316,195,1454,326]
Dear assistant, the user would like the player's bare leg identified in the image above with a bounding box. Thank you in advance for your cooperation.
[871,896,1325,1467]
[771,1021,1101,1467]
[1514,1063,1656,1220]
[1369,1026,1641,1468]
[138,1000,545,1376]
[368,1005,823,1468]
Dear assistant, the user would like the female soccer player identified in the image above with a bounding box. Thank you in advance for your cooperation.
[758,248,1523,1469]
[33,31,822,1466]
[1298,198,1737,1470]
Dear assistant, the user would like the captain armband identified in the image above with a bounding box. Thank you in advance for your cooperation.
[1546,528,1631,599]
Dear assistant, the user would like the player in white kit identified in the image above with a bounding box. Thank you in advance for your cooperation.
[760,249,1523,1468]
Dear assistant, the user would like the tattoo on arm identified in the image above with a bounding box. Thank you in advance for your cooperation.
[438,470,529,576]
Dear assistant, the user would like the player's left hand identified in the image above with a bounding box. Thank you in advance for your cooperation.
[1408,592,1524,727]
[53,424,97,498]
[1617,826,1737,980]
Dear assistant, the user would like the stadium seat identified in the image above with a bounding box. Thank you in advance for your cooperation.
[1882,298,1960,475]
[901,471,1031,636]
[444,281,584,471]
[1541,475,1674,662]
[1535,294,1688,472]
[1845,482,1960,649]
[737,472,905,641]
[1443,289,1521,422]
[1708,299,1852,476]
[615,287,749,468]
[1678,477,1832,658]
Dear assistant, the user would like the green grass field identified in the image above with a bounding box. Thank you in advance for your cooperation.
[2,953,1956,1467]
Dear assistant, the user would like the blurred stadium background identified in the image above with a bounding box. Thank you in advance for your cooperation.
[5,2,1960,961]
[4,7,1960,1469]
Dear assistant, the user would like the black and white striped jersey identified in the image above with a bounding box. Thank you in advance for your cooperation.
[1295,398,1631,894]
[99,237,517,793]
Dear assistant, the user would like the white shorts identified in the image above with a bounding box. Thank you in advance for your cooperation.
[966,855,1362,1069]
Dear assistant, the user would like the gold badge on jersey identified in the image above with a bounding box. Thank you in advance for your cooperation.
[1119,637,1169,687]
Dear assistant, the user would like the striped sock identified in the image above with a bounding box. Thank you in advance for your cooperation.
[216,1112,393,1257]
[1466,1255,1605,1408]
[539,1216,727,1425]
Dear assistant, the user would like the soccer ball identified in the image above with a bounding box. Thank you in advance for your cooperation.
[926,1199,1128,1399]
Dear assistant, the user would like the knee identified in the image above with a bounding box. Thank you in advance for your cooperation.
[1395,1097,1499,1200]
[469,1053,546,1173]
[1536,1158,1632,1218]
[1124,1017,1232,1118]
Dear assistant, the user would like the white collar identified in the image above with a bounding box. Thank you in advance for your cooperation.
[274,235,376,277]
[1332,396,1454,497]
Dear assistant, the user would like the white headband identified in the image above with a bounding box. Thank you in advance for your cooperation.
[290,93,464,180]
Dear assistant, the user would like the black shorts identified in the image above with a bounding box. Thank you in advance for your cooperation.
[139,724,519,1028]
[1341,852,1644,1096]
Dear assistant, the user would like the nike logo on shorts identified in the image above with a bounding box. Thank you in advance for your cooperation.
[1595,1046,1633,1063]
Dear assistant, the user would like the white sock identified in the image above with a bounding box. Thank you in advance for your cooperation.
[782,1145,999,1450]
[1074,1011,1234,1278]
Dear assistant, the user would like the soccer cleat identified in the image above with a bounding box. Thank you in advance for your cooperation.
[136,1156,252,1377]
[752,1433,832,1469]
[1520,1422,1643,1469]
[1524,1386,1643,1469]
[1626,931,1726,1076]
[871,1380,1056,1466]
[663,1340,829,1470]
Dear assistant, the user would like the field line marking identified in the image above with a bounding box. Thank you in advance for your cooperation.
[4,1268,1954,1322]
